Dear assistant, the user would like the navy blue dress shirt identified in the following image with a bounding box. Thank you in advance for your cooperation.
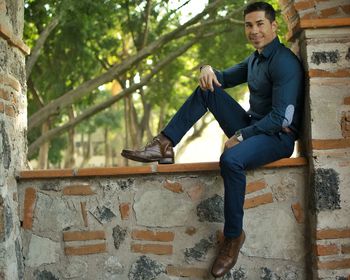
[214,37,304,139]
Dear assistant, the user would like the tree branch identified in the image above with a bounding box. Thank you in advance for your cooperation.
[28,36,201,157]
[26,14,60,79]
[28,0,225,131]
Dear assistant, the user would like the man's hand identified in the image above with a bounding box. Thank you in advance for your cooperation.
[224,135,240,151]
[199,65,222,92]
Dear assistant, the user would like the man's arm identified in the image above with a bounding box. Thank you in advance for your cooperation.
[198,57,249,91]
[240,54,304,139]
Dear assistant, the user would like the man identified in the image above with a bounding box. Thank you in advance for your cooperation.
[122,1,304,278]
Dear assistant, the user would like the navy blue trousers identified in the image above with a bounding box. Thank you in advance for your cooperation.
[162,86,295,238]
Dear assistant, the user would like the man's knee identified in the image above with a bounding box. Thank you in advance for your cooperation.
[219,150,243,172]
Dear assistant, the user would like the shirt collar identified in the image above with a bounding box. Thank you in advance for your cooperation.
[254,36,280,59]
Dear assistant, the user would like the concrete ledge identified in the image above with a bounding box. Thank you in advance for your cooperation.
[18,157,308,179]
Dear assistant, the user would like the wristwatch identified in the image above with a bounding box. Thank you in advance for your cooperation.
[235,130,244,142]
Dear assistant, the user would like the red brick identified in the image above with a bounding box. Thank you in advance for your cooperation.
[63,230,106,241]
[5,104,16,117]
[22,188,36,230]
[163,179,183,193]
[318,259,350,270]
[312,139,350,150]
[246,180,266,194]
[342,244,350,254]
[166,265,208,278]
[64,243,106,255]
[62,184,95,195]
[342,4,350,14]
[0,102,3,113]
[301,18,350,29]
[131,230,174,242]
[0,89,10,101]
[315,244,339,256]
[119,203,130,220]
[186,184,203,201]
[244,193,273,209]
[317,228,350,240]
[0,73,20,91]
[185,227,197,236]
[131,243,173,255]
[80,201,88,227]
[294,1,315,11]
[291,202,304,223]
[320,6,339,18]
[283,4,298,22]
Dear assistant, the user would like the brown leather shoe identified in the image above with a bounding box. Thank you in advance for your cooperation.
[211,230,246,278]
[121,133,174,164]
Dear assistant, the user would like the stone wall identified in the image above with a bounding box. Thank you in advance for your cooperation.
[0,0,29,279]
[18,163,308,280]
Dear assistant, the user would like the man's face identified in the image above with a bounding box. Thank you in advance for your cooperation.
[244,11,277,53]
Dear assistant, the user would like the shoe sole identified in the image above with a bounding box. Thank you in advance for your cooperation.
[121,151,174,164]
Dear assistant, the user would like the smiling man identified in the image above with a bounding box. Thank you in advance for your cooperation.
[121,2,304,278]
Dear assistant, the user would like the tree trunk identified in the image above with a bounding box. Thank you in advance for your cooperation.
[64,107,76,168]
[80,132,92,167]
[104,127,111,166]
[38,122,49,169]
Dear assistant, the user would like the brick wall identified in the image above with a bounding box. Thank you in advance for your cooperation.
[18,162,309,279]
[0,0,29,279]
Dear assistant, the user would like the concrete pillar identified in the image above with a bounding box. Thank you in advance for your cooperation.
[0,0,29,279]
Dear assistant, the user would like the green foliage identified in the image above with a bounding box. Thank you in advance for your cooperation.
[25,0,289,166]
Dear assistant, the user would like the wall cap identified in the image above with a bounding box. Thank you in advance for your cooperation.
[18,157,307,180]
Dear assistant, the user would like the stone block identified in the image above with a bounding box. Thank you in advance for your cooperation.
[128,255,164,280]
[184,238,214,263]
[61,260,88,279]
[312,168,340,211]
[112,225,127,250]
[134,189,193,227]
[196,194,224,223]
[25,235,60,267]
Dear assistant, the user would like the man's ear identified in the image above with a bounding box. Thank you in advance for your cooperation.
[272,21,278,33]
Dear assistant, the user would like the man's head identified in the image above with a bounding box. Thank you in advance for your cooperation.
[243,2,278,53]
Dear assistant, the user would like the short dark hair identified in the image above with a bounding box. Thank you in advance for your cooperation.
[243,2,276,22]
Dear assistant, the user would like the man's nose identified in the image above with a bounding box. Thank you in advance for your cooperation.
[251,25,259,33]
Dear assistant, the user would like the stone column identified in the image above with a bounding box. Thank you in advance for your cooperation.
[280,0,350,279]
[0,0,29,279]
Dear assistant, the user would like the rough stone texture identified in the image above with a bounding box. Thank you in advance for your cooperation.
[311,50,340,65]
[243,204,304,261]
[0,120,11,170]
[196,194,224,223]
[61,260,88,279]
[104,256,124,279]
[223,267,247,280]
[134,189,193,227]
[184,238,214,263]
[90,205,116,224]
[0,1,27,278]
[34,270,59,280]
[25,234,60,267]
[33,192,82,233]
[260,267,282,280]
[312,168,340,211]
[128,256,164,280]
[112,225,127,250]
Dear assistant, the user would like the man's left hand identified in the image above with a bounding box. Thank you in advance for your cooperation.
[224,135,240,151]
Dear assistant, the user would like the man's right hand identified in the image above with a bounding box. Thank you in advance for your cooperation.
[199,65,222,92]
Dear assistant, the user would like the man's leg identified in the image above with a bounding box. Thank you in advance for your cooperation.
[122,86,250,163]
[211,132,295,278]
[163,86,250,146]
